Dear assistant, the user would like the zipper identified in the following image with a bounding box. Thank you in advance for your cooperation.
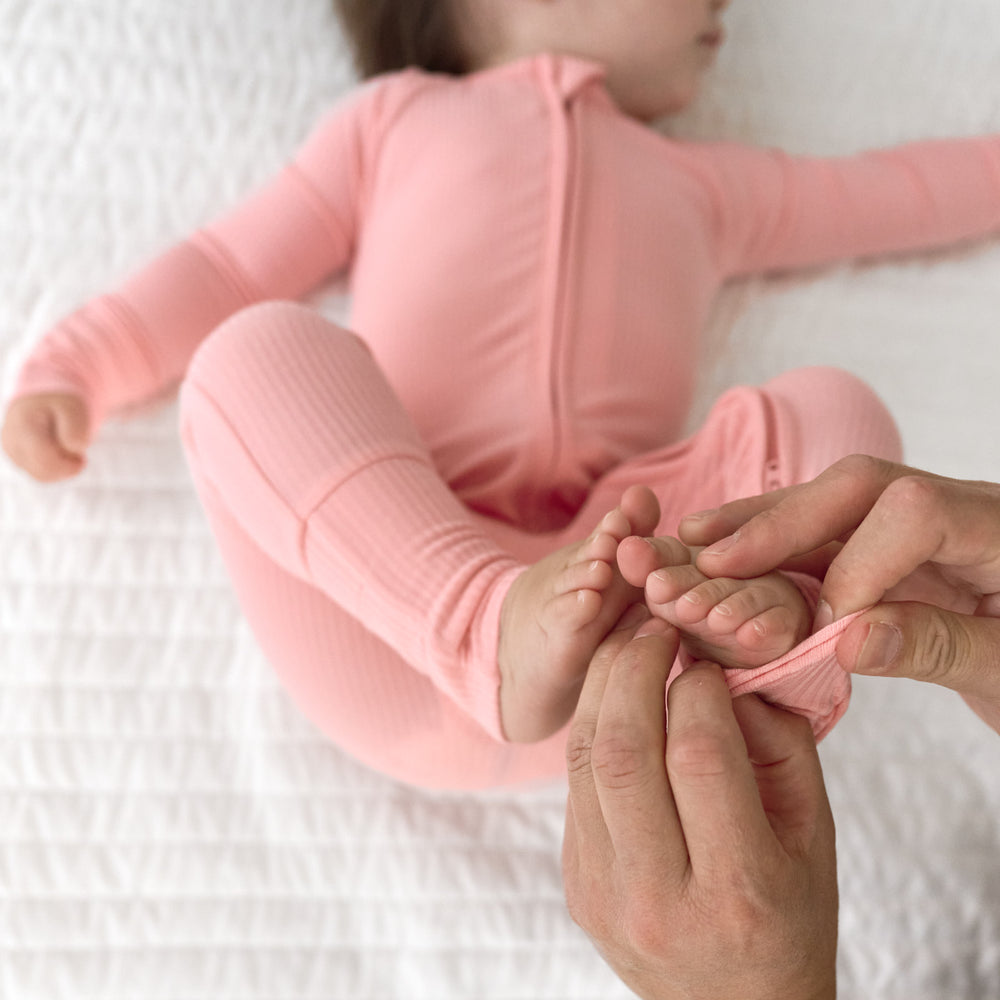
[535,60,578,488]
[759,390,785,492]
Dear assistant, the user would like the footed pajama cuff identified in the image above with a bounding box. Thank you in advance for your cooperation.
[682,570,859,741]
[723,611,863,741]
[667,610,865,742]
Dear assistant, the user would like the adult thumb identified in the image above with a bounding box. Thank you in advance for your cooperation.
[837,602,1000,710]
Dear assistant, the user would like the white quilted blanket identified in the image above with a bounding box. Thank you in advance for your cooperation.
[2,1,999,997]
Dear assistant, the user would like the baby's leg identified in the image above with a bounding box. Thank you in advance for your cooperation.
[498,484,660,742]
[180,302,657,754]
[184,467,571,790]
[619,536,810,668]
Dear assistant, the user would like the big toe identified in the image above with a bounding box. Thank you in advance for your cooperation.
[619,484,661,536]
[617,534,691,588]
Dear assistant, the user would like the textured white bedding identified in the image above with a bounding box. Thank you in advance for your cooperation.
[2,1,999,997]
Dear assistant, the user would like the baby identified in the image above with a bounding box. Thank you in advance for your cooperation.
[5,0,1000,784]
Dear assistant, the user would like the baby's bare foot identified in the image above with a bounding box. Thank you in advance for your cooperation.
[498,485,660,743]
[618,535,811,668]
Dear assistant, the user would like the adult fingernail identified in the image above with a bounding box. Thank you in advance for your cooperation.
[633,617,670,639]
[855,622,902,675]
[683,508,717,521]
[814,600,834,630]
[702,531,738,557]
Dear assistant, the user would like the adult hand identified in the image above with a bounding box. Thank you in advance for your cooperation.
[563,611,838,1000]
[680,455,1000,734]
[2,393,90,482]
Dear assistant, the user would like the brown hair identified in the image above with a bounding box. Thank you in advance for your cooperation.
[333,0,471,79]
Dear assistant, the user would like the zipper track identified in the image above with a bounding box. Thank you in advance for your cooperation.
[535,61,578,487]
[759,390,785,492]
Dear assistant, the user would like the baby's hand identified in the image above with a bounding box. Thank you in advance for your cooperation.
[2,393,91,482]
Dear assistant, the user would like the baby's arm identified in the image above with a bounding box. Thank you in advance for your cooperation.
[684,135,1000,278]
[6,88,375,453]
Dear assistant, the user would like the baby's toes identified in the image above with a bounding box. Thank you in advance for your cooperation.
[618,484,662,538]
[576,518,622,566]
[558,556,614,599]
[673,576,751,628]
[704,580,783,635]
[646,564,712,618]
[598,505,639,545]
[546,586,605,633]
[736,605,805,654]
[617,534,690,587]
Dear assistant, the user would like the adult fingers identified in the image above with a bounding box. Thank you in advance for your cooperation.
[819,476,1000,620]
[588,626,689,883]
[684,455,911,580]
[837,603,1000,731]
[679,484,798,546]
[565,607,651,866]
[729,694,834,856]
[665,663,776,876]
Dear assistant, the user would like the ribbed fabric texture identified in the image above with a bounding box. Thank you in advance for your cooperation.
[177,303,902,782]
[725,611,862,743]
[185,460,567,790]
[12,51,989,785]
[180,304,523,744]
[13,54,1000,525]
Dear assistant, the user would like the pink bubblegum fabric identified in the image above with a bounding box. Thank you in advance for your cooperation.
[13,54,1000,786]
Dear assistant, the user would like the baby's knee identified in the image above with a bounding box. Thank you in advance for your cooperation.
[186,301,358,385]
[770,366,895,427]
[804,367,900,459]
[178,301,378,463]
[763,365,903,478]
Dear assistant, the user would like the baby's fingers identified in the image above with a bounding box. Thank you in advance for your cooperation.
[50,395,91,455]
[2,395,89,482]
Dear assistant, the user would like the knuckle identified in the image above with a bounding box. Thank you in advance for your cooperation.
[564,727,595,777]
[623,898,671,957]
[834,452,889,483]
[880,474,945,522]
[590,728,650,790]
[739,501,811,560]
[738,501,783,541]
[667,728,729,781]
[707,864,784,944]
[829,453,900,509]
[911,608,971,685]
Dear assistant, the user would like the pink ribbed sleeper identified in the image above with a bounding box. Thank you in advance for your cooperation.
[14,55,1000,788]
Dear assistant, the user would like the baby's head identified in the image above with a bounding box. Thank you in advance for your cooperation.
[333,0,472,79]
[333,0,728,121]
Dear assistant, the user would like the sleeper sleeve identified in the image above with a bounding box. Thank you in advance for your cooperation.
[685,135,1000,279]
[10,88,376,428]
